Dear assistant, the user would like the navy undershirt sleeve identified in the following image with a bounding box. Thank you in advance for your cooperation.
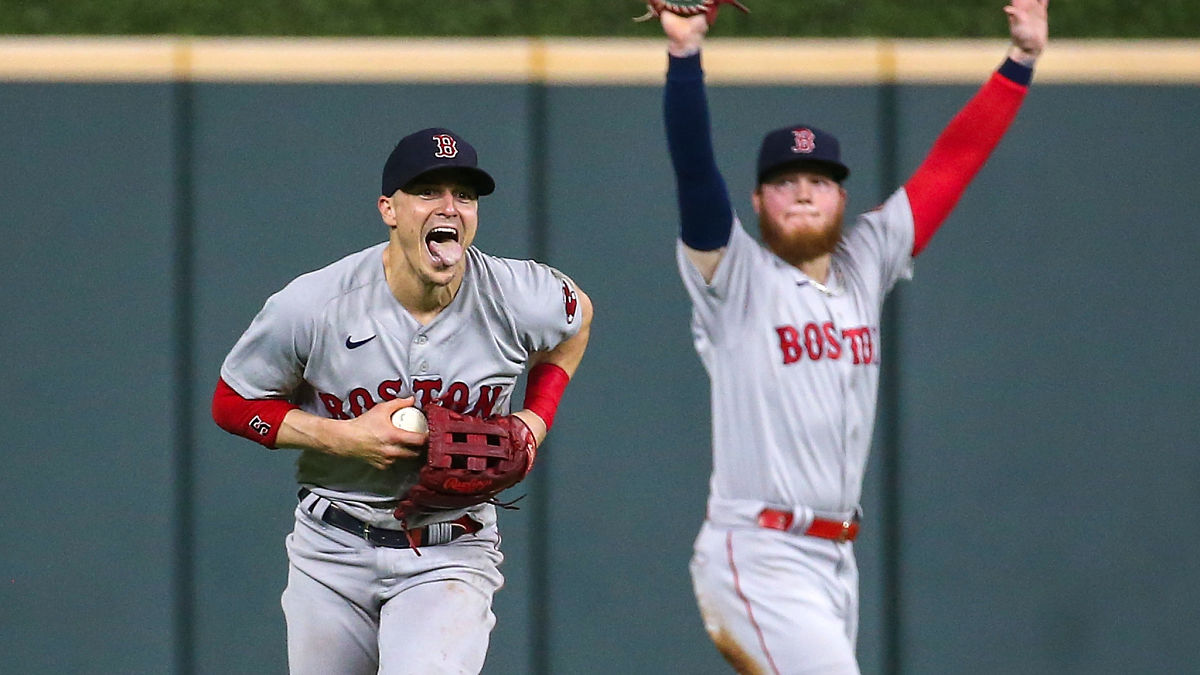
[665,53,734,251]
[997,57,1034,86]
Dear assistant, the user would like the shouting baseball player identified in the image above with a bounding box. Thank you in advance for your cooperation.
[656,1,1048,672]
[211,127,592,674]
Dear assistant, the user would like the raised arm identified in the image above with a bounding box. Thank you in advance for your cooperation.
[662,13,734,282]
[905,0,1049,256]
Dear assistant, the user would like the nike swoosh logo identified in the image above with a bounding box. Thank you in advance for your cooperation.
[345,335,377,349]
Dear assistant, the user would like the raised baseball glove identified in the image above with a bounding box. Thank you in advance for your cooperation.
[635,0,750,24]
[393,404,537,521]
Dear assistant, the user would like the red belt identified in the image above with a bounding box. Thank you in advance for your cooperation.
[757,508,860,542]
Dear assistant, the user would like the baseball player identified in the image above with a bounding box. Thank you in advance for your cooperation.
[657,1,1048,672]
[211,127,592,674]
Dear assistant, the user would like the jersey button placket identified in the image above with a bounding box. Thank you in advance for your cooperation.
[413,334,429,374]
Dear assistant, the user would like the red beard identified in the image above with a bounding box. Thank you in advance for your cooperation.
[758,201,846,266]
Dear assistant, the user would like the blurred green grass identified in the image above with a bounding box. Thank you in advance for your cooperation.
[1,0,1198,38]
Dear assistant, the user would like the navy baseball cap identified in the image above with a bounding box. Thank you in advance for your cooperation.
[756,124,850,184]
[381,127,496,197]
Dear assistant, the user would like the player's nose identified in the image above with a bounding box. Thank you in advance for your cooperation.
[434,189,459,214]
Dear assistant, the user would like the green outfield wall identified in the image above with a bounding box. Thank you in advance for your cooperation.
[1,38,1198,675]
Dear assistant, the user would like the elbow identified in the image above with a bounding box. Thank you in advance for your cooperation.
[210,378,241,435]
[211,377,292,448]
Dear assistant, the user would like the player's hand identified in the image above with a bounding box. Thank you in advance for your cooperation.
[336,397,427,470]
[663,12,710,58]
[1005,0,1048,65]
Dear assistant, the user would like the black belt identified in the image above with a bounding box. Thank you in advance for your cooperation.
[298,488,481,549]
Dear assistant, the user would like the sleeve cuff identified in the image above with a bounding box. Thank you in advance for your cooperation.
[668,52,703,80]
[997,57,1034,86]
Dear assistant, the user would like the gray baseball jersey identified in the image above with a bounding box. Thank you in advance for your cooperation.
[221,241,581,527]
[677,188,915,515]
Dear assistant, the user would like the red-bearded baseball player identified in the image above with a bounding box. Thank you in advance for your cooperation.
[659,1,1049,672]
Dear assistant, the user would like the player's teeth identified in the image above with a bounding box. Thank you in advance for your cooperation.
[428,227,458,242]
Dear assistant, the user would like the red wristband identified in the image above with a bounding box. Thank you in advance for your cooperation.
[522,363,570,430]
[211,377,298,449]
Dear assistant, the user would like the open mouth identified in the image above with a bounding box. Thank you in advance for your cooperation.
[425,226,463,268]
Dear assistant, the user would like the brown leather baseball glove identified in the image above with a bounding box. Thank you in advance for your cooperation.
[393,404,537,521]
[635,0,750,25]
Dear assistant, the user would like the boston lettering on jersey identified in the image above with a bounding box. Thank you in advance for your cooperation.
[775,321,878,365]
[318,377,504,420]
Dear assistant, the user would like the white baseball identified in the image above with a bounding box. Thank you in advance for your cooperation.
[391,407,428,433]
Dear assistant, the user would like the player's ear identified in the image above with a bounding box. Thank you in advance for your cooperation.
[751,187,763,215]
[378,195,397,226]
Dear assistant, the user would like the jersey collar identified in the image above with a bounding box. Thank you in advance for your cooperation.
[792,263,841,297]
